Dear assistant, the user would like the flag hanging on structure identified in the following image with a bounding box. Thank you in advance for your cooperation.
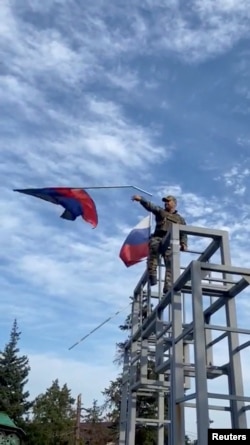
[14,187,98,228]
[119,216,150,267]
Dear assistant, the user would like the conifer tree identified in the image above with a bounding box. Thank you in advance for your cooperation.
[82,399,112,445]
[0,319,32,423]
[27,379,75,445]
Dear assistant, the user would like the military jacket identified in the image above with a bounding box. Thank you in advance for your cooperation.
[140,198,188,246]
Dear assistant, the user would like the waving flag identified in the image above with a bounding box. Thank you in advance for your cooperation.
[119,216,150,267]
[14,187,98,228]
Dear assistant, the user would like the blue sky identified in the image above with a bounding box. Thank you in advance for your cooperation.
[1,0,250,437]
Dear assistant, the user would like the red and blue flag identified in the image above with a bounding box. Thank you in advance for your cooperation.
[14,187,98,228]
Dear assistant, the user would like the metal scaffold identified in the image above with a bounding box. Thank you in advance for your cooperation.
[118,223,250,445]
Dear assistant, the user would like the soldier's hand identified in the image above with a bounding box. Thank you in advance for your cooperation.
[180,243,187,251]
[131,195,141,202]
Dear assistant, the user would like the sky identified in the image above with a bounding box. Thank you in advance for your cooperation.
[1,0,250,438]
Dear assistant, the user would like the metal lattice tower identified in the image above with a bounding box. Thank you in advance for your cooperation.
[118,223,250,445]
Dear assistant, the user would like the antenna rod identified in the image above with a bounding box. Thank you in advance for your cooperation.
[68,303,131,351]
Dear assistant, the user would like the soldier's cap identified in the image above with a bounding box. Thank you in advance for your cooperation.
[162,195,177,203]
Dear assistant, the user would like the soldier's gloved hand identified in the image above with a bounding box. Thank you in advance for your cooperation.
[180,243,187,251]
[131,195,142,201]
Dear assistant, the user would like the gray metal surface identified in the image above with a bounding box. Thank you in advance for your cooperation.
[119,223,250,445]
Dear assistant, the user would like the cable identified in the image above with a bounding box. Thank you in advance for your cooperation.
[68,303,131,350]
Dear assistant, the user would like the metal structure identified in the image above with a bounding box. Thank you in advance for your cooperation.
[119,223,250,445]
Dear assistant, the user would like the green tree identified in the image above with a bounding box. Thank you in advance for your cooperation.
[81,399,113,445]
[84,399,103,423]
[26,379,75,445]
[0,319,32,424]
[102,376,122,424]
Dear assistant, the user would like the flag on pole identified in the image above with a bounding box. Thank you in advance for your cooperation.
[119,216,150,267]
[14,187,98,228]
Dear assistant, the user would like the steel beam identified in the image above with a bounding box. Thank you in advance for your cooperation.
[119,222,250,445]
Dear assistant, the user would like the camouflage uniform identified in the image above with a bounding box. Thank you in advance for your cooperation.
[139,196,187,292]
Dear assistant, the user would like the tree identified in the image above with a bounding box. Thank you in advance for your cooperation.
[84,399,102,423]
[81,399,114,445]
[26,379,75,445]
[0,319,32,424]
[102,376,122,424]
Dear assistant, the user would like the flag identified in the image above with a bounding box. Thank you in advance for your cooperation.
[14,187,98,228]
[119,216,150,267]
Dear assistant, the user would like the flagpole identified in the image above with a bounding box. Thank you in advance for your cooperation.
[53,185,153,197]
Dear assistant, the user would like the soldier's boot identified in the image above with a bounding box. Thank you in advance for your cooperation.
[149,275,157,286]
[163,284,170,294]
[142,305,148,320]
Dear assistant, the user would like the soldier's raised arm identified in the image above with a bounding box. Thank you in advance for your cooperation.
[131,195,164,216]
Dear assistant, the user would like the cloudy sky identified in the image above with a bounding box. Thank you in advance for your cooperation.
[1,0,250,437]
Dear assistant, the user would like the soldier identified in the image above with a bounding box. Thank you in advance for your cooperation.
[131,194,187,293]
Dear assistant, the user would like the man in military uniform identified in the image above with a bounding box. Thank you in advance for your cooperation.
[132,194,187,293]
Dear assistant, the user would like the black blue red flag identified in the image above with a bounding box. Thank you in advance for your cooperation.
[14,187,98,228]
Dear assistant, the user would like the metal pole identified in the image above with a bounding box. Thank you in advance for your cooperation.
[40,185,153,196]
[68,303,131,350]
[82,185,153,196]
[75,394,81,445]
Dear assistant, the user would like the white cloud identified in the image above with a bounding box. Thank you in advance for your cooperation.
[194,0,249,15]
[143,0,250,61]
[237,136,250,147]
[214,164,250,196]
[26,352,120,407]
[1,78,167,184]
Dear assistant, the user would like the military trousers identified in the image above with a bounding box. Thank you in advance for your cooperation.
[147,235,172,291]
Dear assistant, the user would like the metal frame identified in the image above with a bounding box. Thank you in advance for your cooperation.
[119,224,250,445]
